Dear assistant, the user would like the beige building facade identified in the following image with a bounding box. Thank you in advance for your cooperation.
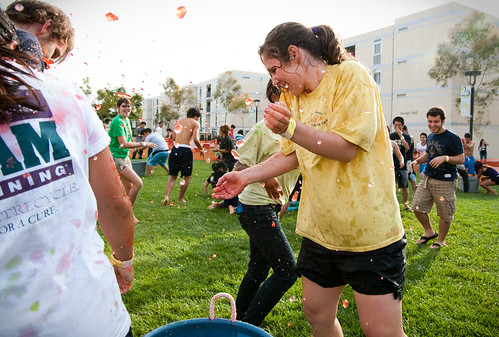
[344,1,499,158]
[144,70,269,139]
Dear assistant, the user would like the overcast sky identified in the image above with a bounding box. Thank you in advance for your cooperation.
[1,0,497,98]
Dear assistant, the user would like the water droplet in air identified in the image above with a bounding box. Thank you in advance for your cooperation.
[368,182,374,187]
[14,3,24,11]
[231,149,240,160]
[245,98,253,105]
[180,179,186,186]
[236,140,245,147]
[342,299,349,308]
[439,196,445,201]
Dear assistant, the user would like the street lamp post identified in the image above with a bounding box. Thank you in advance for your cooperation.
[254,99,260,123]
[465,70,481,139]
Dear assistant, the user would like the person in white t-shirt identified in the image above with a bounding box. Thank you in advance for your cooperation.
[155,121,165,136]
[0,12,135,337]
[416,132,428,175]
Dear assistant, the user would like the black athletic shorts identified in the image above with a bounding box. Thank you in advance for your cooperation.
[296,234,406,299]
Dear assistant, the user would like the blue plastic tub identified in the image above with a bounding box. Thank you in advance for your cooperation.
[143,293,272,337]
[143,318,272,337]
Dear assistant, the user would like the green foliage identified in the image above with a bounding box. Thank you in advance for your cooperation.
[213,72,248,123]
[428,12,499,127]
[228,93,251,112]
[101,161,498,337]
[161,78,198,125]
[94,86,143,121]
[157,104,180,128]
[79,77,92,97]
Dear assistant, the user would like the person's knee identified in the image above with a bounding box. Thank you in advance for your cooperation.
[246,264,270,283]
[361,322,404,337]
[274,267,298,285]
[303,299,336,326]
[244,270,268,285]
[134,178,143,189]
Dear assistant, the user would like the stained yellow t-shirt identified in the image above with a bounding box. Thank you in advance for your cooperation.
[280,61,404,252]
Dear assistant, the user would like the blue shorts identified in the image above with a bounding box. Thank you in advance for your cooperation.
[168,146,193,177]
[296,234,406,299]
[419,163,427,175]
[146,150,169,167]
[464,156,476,174]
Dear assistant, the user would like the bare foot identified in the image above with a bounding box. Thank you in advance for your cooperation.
[178,199,187,203]
[229,205,236,214]
[134,216,140,224]
[162,197,169,206]
[208,202,217,209]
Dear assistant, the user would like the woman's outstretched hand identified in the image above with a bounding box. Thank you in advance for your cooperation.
[212,171,247,200]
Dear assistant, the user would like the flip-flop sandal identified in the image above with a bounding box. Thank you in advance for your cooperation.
[430,242,442,249]
[416,232,438,244]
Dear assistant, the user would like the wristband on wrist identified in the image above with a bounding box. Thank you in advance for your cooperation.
[280,118,297,139]
[110,252,134,268]
[140,141,146,147]
[445,155,449,163]
[400,136,404,140]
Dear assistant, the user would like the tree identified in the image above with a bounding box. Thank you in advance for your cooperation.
[213,71,247,123]
[94,85,143,121]
[161,78,198,125]
[80,77,92,97]
[156,103,180,128]
[428,12,499,128]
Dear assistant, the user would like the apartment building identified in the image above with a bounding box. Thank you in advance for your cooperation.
[191,70,269,139]
[144,70,269,139]
[344,1,499,158]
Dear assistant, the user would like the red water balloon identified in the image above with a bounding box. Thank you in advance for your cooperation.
[176,6,187,18]
[105,12,119,21]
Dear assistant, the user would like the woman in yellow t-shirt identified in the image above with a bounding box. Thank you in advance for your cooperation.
[213,22,407,337]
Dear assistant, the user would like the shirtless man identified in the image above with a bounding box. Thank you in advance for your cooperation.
[163,108,204,205]
[462,133,476,175]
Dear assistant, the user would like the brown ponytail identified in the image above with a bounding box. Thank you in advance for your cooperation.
[258,22,355,66]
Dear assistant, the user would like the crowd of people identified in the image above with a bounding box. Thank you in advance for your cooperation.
[1,2,497,337]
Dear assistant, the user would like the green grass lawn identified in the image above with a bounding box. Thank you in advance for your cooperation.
[108,160,499,336]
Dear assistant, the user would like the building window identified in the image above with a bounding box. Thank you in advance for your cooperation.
[206,84,211,98]
[206,101,211,112]
[373,39,381,65]
[373,70,381,85]
[346,45,356,57]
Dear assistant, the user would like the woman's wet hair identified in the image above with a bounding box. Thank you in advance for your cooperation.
[258,22,355,66]
[0,9,41,124]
